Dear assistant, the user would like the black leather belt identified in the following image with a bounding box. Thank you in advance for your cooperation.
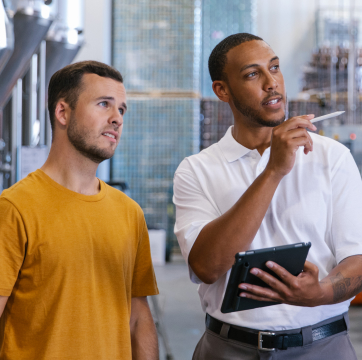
[206,314,347,351]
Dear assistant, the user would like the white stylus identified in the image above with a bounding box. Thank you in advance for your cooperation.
[310,111,345,123]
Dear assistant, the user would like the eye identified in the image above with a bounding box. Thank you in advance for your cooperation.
[119,108,125,115]
[271,65,279,71]
[246,71,257,78]
[99,101,108,107]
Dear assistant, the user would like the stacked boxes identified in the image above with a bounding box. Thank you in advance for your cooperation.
[302,47,362,93]
[288,6,362,171]
[200,99,234,150]
[292,45,362,127]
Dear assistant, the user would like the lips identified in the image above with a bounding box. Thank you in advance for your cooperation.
[262,96,282,106]
[102,131,118,143]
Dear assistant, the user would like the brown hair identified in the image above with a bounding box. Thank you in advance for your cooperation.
[48,61,124,133]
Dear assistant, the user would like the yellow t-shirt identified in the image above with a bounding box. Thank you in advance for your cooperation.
[0,169,159,360]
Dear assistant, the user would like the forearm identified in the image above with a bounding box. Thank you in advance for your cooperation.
[189,168,282,284]
[130,297,158,360]
[319,255,362,305]
[131,318,158,360]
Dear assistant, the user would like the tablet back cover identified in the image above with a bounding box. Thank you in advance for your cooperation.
[221,243,311,313]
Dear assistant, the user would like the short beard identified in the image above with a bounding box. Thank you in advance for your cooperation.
[229,87,286,127]
[67,113,114,164]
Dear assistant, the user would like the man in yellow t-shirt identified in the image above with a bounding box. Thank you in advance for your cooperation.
[0,61,159,360]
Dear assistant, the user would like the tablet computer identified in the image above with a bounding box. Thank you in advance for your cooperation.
[221,242,311,313]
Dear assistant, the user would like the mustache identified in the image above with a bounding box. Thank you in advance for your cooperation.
[261,92,284,104]
[103,125,120,132]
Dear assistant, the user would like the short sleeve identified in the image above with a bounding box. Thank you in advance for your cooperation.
[330,151,362,263]
[173,160,220,284]
[0,198,27,296]
[131,217,159,298]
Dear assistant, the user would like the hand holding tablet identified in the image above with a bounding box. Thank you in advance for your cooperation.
[221,243,311,313]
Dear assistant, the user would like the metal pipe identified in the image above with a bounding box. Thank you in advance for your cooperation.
[38,40,46,145]
[347,0,356,124]
[10,83,18,184]
[16,78,22,182]
[0,2,53,109]
[330,47,337,112]
[45,0,83,90]
[29,53,38,146]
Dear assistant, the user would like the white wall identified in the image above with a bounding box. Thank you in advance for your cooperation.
[257,0,318,100]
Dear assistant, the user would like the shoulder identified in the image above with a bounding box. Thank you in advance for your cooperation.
[306,133,350,164]
[175,143,223,175]
[104,183,145,219]
[310,132,349,152]
[0,171,42,206]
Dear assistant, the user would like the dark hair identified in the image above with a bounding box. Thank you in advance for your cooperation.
[48,60,124,132]
[208,33,264,82]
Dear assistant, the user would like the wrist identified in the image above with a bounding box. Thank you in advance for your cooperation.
[316,280,334,306]
[262,166,284,184]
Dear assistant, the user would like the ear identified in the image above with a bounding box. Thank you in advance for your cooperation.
[212,80,230,103]
[54,100,70,127]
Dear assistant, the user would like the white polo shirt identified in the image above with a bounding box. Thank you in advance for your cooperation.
[173,126,362,331]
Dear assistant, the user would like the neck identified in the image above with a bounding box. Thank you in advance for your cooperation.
[41,140,101,196]
[232,115,273,156]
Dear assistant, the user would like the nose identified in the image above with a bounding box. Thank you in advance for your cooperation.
[263,72,278,92]
[109,106,123,127]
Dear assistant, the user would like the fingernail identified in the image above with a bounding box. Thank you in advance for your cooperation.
[307,114,314,117]
[251,269,259,275]
[239,285,248,290]
[312,125,317,130]
[240,293,247,297]
[266,261,273,268]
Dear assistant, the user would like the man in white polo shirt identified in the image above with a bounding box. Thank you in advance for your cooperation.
[173,33,362,359]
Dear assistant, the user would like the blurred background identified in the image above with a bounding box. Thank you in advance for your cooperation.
[0,0,362,358]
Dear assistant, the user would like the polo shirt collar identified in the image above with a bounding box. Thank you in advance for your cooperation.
[218,126,252,163]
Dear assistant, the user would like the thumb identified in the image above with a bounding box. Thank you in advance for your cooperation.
[302,260,314,272]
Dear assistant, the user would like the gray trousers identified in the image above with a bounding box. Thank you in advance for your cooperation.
[193,313,358,360]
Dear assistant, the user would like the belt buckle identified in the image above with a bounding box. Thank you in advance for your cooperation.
[258,331,276,351]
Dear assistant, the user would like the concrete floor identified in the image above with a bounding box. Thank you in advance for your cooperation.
[153,257,362,360]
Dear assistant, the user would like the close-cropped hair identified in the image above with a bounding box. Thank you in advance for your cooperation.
[208,33,264,82]
[48,61,124,133]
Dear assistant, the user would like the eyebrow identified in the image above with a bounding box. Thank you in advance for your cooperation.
[239,56,279,73]
[95,96,127,111]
